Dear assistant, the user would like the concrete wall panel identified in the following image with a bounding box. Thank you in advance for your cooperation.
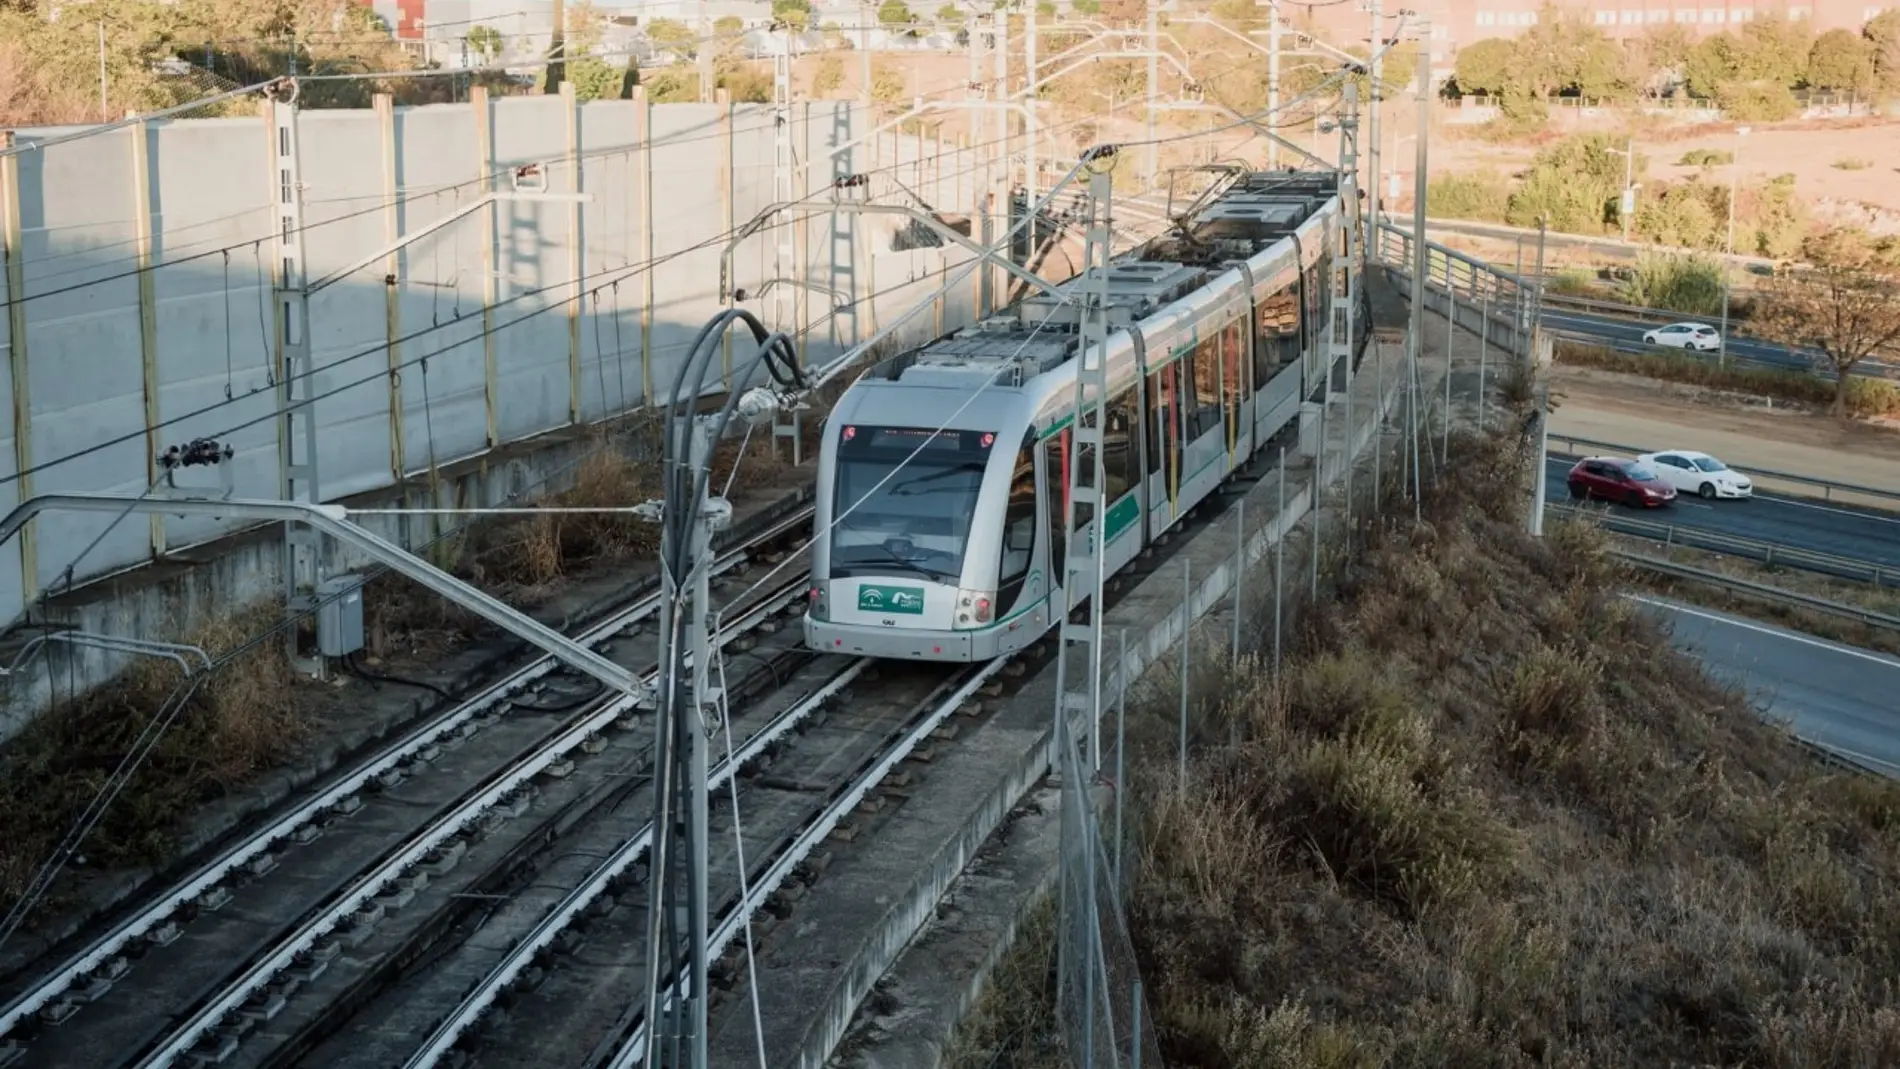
[1,96,964,634]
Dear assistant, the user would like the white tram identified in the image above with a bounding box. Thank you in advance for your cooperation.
[803,171,1354,662]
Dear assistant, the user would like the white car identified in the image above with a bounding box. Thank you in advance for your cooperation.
[1643,322,1722,352]
[1637,449,1754,499]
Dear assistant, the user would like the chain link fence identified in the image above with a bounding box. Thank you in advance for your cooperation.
[1054,712,1162,1069]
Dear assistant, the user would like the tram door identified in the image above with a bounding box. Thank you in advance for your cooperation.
[1146,361,1182,525]
[1221,320,1243,460]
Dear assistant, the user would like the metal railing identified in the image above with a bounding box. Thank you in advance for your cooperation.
[1545,434,1900,507]
[1551,503,1900,588]
[1616,550,1900,634]
[1373,220,1539,362]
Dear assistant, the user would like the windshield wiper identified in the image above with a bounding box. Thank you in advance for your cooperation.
[837,543,957,581]
[888,462,984,497]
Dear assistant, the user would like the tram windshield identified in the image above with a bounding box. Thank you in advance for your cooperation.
[829,424,996,583]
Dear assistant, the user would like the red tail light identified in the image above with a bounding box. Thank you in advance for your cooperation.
[974,597,993,623]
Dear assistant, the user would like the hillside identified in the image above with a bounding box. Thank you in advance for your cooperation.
[954,430,1900,1068]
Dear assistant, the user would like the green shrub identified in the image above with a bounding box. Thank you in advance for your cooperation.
[1618,254,1726,316]
[1832,157,1872,170]
[1677,148,1733,167]
[1555,341,1900,419]
[1426,172,1510,222]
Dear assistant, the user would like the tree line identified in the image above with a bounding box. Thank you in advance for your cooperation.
[1451,5,1900,123]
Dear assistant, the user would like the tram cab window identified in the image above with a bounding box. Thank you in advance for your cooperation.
[997,435,1036,614]
[828,425,995,583]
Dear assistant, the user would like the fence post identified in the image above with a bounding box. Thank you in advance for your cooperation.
[1114,628,1127,890]
[1131,979,1144,1069]
[1478,286,1489,432]
[1178,558,1190,792]
[1231,500,1243,665]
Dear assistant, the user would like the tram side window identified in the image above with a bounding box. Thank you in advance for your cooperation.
[999,439,1036,585]
[1104,388,1138,504]
[1255,288,1298,383]
[1043,433,1066,581]
[1189,336,1221,439]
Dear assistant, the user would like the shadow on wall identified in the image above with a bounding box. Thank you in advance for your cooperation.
[0,92,990,735]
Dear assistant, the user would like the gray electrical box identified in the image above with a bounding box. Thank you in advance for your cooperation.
[316,574,366,658]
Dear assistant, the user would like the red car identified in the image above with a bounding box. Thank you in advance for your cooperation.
[1566,456,1677,508]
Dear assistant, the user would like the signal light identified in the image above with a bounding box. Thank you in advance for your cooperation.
[842,426,856,441]
[980,432,995,448]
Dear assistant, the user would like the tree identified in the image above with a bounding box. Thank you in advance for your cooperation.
[935,3,964,25]
[1807,28,1875,91]
[567,56,627,100]
[1072,0,1101,12]
[644,17,696,56]
[1758,228,1900,418]
[1451,37,1514,97]
[772,0,812,31]
[1865,10,1900,90]
[465,24,503,62]
[877,0,915,31]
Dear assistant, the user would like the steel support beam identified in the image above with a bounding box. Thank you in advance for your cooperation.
[0,494,642,694]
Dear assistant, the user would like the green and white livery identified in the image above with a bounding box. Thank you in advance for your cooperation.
[804,170,1356,663]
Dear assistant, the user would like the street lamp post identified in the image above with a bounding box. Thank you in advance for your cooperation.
[1718,125,1749,367]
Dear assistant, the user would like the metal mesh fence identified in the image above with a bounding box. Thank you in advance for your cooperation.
[1055,712,1163,1069]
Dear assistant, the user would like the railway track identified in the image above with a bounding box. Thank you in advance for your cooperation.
[0,505,815,1069]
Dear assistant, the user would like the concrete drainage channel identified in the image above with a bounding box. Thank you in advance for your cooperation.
[0,506,817,1069]
[717,342,1420,1069]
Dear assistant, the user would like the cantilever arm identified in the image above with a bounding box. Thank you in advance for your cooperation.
[719,201,1067,305]
[0,494,642,695]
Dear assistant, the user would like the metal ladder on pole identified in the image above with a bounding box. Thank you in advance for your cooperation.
[1051,165,1114,774]
[770,29,803,463]
[268,88,327,678]
[1330,83,1361,389]
[828,103,861,353]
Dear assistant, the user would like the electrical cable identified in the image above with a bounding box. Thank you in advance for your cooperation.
[340,651,457,702]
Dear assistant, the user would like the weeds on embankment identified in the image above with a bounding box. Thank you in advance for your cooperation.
[0,606,300,915]
[1130,434,1900,1067]
[954,430,1900,1068]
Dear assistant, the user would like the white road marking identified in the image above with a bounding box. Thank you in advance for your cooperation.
[1751,493,1900,527]
[1625,594,1900,669]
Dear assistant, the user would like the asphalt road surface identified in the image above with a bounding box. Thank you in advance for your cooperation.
[1538,310,1832,374]
[1543,454,1900,570]
[1640,595,1900,777]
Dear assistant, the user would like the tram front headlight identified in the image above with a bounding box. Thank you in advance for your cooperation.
[955,589,996,629]
[808,585,828,621]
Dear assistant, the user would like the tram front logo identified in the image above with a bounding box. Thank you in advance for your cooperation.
[858,584,925,615]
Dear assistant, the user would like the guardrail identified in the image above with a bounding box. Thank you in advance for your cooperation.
[1373,221,1538,363]
[1550,502,1899,587]
[1544,434,1900,507]
[1615,549,1900,635]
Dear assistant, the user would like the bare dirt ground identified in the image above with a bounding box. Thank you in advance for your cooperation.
[1549,363,1900,501]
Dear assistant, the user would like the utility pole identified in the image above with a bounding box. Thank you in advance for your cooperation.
[1619,133,1634,244]
[994,7,1010,301]
[699,0,714,102]
[1267,0,1281,169]
[639,313,802,1069]
[1406,26,1429,523]
[1719,126,1748,367]
[1026,2,1039,200]
[547,0,567,93]
[1145,3,1159,185]
[1366,0,1383,226]
[97,22,109,122]
[861,0,874,110]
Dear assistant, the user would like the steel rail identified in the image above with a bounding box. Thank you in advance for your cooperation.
[127,567,813,1069]
[604,654,1010,1069]
[400,656,876,1069]
[0,501,812,1042]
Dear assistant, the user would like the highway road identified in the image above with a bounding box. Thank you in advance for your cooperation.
[1536,310,1848,376]
[1543,454,1900,571]
[1640,595,1900,777]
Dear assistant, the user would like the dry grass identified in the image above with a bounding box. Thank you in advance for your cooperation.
[1118,434,1900,1067]
[941,898,1067,1069]
[1554,341,1900,421]
[0,605,301,915]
